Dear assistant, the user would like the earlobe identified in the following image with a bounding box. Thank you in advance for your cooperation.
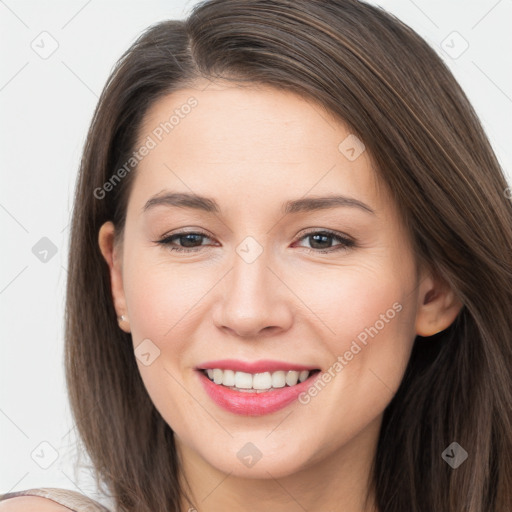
[98,221,131,333]
[415,272,463,337]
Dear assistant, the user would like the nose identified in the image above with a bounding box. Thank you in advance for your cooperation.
[212,249,294,339]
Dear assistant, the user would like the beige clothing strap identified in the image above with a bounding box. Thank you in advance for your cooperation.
[0,487,110,511]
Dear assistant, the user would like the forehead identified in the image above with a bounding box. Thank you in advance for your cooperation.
[140,81,354,158]
[130,82,386,215]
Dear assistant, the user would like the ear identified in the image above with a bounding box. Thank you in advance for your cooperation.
[415,267,463,337]
[98,221,131,333]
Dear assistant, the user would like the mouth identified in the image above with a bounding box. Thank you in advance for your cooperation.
[198,368,321,393]
[194,364,322,416]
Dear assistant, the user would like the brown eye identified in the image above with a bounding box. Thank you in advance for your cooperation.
[294,230,355,254]
[156,231,213,253]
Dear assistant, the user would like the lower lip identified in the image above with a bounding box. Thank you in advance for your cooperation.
[196,370,321,416]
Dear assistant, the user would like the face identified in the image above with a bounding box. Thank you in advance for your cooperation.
[99,81,457,483]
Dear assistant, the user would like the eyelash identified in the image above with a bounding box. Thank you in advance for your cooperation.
[155,229,356,254]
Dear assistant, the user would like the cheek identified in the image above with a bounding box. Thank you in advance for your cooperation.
[291,267,417,455]
[294,253,414,344]
[120,248,207,430]
[122,244,208,340]
[300,253,417,394]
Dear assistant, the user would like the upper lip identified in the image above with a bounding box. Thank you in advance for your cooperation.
[196,359,320,373]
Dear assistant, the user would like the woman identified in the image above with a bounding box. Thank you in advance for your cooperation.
[1,0,511,510]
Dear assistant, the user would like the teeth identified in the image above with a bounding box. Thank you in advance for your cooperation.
[213,369,223,385]
[203,368,315,391]
[272,371,286,388]
[253,372,272,390]
[298,370,309,382]
[235,371,253,389]
[285,371,299,386]
[222,369,235,386]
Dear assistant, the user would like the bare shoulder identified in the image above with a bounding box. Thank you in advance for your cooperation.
[0,495,74,511]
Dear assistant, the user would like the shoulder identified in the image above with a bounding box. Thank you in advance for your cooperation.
[0,495,73,511]
[0,488,110,512]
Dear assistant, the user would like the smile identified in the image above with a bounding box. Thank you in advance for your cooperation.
[201,368,317,392]
[195,360,322,416]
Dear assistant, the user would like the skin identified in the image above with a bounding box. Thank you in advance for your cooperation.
[98,81,462,512]
[0,496,74,511]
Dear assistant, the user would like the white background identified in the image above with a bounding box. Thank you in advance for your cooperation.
[1,0,511,507]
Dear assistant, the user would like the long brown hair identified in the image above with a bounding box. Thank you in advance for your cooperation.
[65,1,512,510]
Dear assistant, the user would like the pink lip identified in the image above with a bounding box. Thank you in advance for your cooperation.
[196,359,318,373]
[196,368,322,416]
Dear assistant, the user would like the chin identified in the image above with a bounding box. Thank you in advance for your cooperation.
[202,441,316,480]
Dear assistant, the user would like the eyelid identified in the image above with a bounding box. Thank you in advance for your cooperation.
[158,227,213,240]
[155,228,213,244]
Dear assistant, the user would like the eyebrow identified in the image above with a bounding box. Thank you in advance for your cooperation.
[143,192,375,215]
